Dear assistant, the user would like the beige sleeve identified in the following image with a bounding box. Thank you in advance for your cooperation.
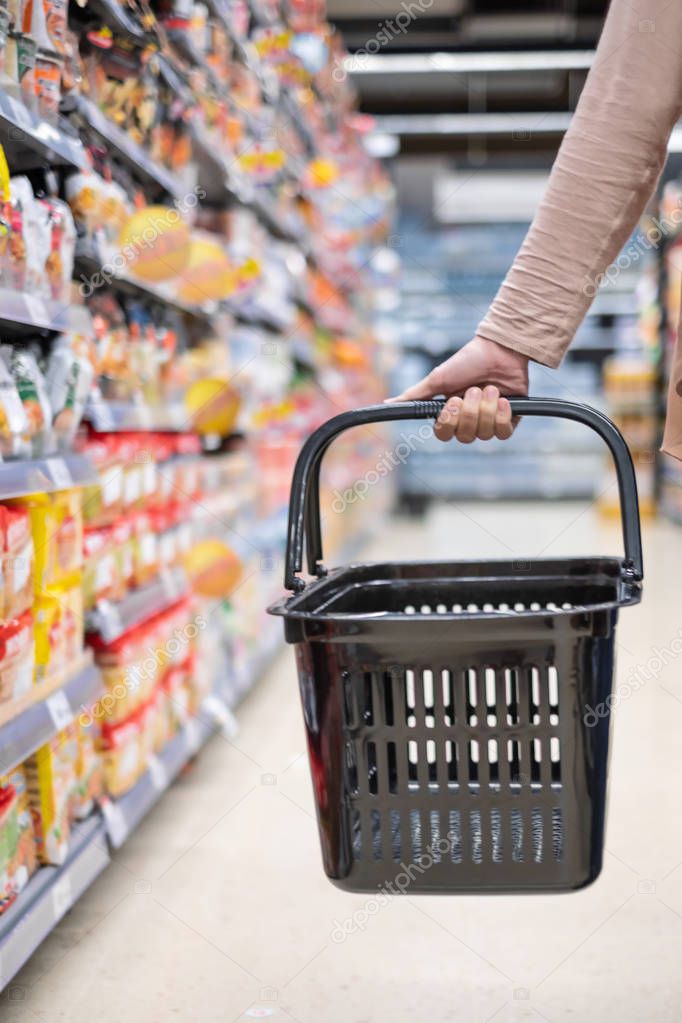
[476,0,682,368]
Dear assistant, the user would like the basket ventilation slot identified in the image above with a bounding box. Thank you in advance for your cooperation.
[351,806,564,867]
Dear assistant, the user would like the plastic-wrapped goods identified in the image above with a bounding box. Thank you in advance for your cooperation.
[0,767,37,905]
[2,505,34,618]
[0,356,29,459]
[25,725,79,864]
[46,332,95,448]
[0,610,34,701]
[41,197,75,301]
[73,718,104,819]
[99,715,142,797]
[0,345,53,456]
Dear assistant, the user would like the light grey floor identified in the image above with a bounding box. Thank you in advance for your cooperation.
[6,501,682,1022]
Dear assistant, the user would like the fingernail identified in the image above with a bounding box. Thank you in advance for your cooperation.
[467,386,481,399]
[484,385,497,399]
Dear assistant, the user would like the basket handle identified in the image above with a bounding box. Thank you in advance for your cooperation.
[284,397,643,591]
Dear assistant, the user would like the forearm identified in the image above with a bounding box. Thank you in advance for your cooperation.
[477,0,682,368]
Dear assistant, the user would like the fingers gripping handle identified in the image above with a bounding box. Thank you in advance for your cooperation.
[284,398,643,591]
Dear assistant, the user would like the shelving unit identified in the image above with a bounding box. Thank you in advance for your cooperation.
[86,568,189,644]
[100,701,220,849]
[0,92,86,170]
[0,816,110,989]
[0,0,389,988]
[0,656,102,774]
[0,454,98,500]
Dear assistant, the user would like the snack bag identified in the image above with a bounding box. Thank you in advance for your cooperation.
[82,525,121,608]
[2,505,34,618]
[10,177,50,296]
[40,197,75,300]
[0,609,33,700]
[73,718,104,819]
[0,767,37,894]
[52,488,83,578]
[46,332,95,448]
[25,726,79,864]
[99,714,142,797]
[0,784,18,912]
[9,494,58,593]
[0,346,53,456]
[0,357,30,458]
[56,570,83,661]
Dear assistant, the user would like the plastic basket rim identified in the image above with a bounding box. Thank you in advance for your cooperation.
[269,554,642,623]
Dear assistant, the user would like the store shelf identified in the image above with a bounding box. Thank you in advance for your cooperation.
[0,288,78,337]
[0,92,86,171]
[85,397,189,433]
[100,702,219,848]
[74,238,216,323]
[0,454,97,501]
[0,656,102,775]
[69,96,185,200]
[0,815,110,989]
[87,568,189,643]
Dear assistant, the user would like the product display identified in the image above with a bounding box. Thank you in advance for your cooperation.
[0,0,391,975]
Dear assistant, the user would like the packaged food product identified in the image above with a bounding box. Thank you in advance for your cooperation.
[46,333,95,449]
[34,48,61,121]
[82,525,121,608]
[40,197,75,300]
[0,766,37,895]
[0,357,30,459]
[0,345,53,456]
[52,488,83,578]
[73,718,104,819]
[0,783,19,911]
[9,494,58,593]
[33,593,64,682]
[111,514,134,590]
[131,510,158,587]
[2,505,34,618]
[14,32,36,110]
[80,437,124,527]
[99,714,142,797]
[0,609,34,699]
[56,570,84,661]
[64,170,101,236]
[25,725,79,864]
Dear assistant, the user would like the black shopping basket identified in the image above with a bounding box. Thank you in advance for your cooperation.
[268,398,643,894]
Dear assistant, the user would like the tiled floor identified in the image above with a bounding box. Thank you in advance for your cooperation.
[6,501,682,1022]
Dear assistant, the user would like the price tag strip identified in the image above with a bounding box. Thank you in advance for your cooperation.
[47,458,74,491]
[51,874,73,921]
[46,690,73,731]
[101,798,128,847]
[147,755,168,792]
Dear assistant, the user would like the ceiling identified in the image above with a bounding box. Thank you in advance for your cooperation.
[327,0,609,158]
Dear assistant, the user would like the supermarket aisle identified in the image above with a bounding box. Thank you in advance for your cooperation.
[7,500,682,1023]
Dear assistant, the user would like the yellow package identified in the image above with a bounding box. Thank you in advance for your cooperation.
[33,593,65,683]
[25,726,79,864]
[53,490,83,579]
[54,571,84,662]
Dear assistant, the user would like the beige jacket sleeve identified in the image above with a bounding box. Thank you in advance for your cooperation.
[476,0,682,368]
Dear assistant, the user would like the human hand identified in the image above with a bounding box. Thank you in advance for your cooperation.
[386,336,529,443]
